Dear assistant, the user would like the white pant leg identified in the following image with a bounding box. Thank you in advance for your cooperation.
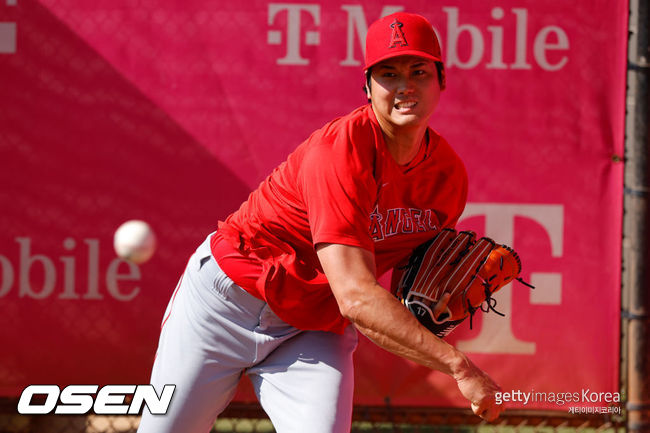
[247,324,359,433]
[138,233,354,433]
[138,236,299,433]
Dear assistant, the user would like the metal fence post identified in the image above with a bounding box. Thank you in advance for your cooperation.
[623,0,650,431]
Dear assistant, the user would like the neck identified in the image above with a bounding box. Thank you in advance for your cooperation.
[379,121,429,165]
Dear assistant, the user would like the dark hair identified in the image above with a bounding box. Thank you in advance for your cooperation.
[363,61,446,101]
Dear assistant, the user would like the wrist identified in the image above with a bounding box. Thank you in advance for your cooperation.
[447,350,472,380]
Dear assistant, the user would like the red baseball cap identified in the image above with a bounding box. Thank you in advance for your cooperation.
[365,12,442,70]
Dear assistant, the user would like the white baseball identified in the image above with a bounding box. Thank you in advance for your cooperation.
[113,220,157,264]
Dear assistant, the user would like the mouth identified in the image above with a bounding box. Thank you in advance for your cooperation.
[394,100,418,111]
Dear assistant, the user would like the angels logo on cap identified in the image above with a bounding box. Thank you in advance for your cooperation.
[365,12,443,70]
[389,19,408,48]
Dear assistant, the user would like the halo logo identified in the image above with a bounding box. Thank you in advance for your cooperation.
[17,385,175,415]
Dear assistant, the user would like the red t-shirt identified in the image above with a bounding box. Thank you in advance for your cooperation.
[212,105,468,334]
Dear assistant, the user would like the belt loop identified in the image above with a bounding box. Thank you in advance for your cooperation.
[194,232,216,271]
[199,256,211,269]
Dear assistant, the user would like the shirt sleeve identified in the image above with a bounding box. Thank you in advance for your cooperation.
[298,120,378,253]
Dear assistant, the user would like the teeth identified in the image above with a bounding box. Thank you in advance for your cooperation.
[396,101,416,109]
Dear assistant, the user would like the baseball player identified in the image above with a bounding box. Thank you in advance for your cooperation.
[138,12,504,433]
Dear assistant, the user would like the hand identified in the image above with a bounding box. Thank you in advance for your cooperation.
[432,292,451,321]
[453,355,504,422]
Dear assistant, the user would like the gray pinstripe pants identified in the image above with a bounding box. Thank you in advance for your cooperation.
[137,234,358,433]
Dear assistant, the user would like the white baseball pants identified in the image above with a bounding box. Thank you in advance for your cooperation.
[137,234,358,433]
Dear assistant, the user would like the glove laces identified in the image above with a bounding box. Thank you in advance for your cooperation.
[465,276,534,330]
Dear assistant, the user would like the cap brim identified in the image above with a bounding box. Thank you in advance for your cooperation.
[364,50,442,71]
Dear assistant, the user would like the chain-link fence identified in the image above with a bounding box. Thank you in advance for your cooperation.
[0,400,625,433]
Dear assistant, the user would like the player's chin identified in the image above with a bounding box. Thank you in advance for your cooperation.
[391,107,434,125]
[390,112,425,127]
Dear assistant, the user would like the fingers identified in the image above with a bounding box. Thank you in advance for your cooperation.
[471,398,505,422]
[486,402,505,421]
[432,292,451,320]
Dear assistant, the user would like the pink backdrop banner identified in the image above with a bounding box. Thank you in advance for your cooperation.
[0,0,627,411]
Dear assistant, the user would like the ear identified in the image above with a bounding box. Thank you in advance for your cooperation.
[437,62,446,91]
[364,69,372,101]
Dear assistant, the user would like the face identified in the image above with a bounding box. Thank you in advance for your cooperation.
[367,56,441,131]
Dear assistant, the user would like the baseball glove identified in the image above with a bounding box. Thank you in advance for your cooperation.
[397,228,533,338]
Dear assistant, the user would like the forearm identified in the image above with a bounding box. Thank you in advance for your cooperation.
[317,243,503,421]
[316,243,468,378]
[342,279,469,378]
